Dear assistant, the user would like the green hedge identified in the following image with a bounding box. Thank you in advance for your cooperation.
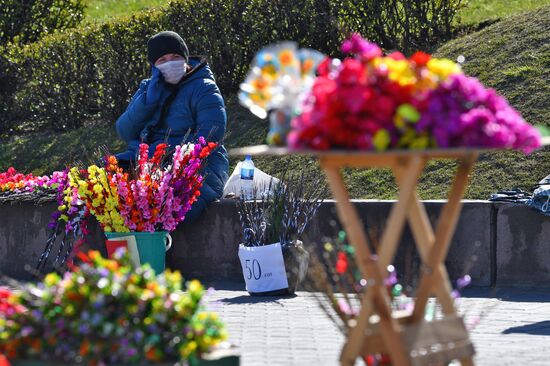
[0,0,85,45]
[10,13,166,132]
[1,0,462,134]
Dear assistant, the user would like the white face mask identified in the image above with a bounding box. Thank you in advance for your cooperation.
[156,60,187,84]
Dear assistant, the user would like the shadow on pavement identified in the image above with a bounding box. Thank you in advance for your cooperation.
[219,294,296,306]
[503,321,550,335]
[462,287,550,302]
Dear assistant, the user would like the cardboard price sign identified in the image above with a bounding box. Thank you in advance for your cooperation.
[238,243,289,293]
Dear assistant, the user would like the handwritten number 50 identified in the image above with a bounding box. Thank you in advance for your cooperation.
[245,259,262,280]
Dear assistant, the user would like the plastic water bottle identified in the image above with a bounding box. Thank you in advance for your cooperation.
[240,155,255,200]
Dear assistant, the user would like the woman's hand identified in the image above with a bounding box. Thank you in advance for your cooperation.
[145,66,163,104]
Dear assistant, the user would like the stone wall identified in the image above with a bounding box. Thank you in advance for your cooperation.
[0,200,548,287]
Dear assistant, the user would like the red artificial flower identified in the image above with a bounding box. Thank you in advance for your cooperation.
[0,288,24,318]
[379,80,413,105]
[312,77,338,105]
[310,136,330,150]
[379,353,392,365]
[387,51,406,60]
[340,85,373,114]
[199,142,218,159]
[410,51,431,67]
[372,95,397,122]
[365,355,377,366]
[322,116,344,135]
[151,143,167,165]
[76,251,91,264]
[332,129,350,146]
[365,353,392,366]
[138,143,149,171]
[316,57,332,77]
[359,118,381,135]
[337,58,367,86]
[0,354,11,366]
[336,252,348,274]
[297,125,321,145]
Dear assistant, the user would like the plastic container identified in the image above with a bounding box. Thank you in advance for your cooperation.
[104,231,172,274]
[240,155,255,200]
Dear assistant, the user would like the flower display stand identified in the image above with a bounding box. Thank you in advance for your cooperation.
[230,145,487,366]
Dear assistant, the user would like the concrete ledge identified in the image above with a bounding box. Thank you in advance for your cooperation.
[496,203,550,286]
[0,200,548,287]
[306,201,492,287]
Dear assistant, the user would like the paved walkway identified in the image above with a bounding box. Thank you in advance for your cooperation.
[204,285,550,366]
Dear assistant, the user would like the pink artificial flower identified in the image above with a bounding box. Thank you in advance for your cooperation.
[341,33,382,61]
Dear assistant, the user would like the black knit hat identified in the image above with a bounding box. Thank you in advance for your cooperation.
[147,31,189,64]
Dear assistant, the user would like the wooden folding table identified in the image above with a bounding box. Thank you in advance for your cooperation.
[230,141,548,366]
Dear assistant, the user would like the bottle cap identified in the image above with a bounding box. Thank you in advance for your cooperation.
[245,154,252,160]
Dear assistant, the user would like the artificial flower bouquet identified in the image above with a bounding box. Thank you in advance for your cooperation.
[239,42,326,145]
[0,167,52,194]
[35,137,217,272]
[240,34,542,153]
[60,137,217,233]
[0,250,227,365]
[0,168,66,203]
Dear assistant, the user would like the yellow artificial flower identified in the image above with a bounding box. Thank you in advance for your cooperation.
[187,279,203,294]
[375,57,416,86]
[426,58,461,81]
[373,129,391,151]
[410,135,431,149]
[93,183,103,194]
[64,304,75,316]
[180,341,198,359]
[44,273,59,287]
[261,64,277,77]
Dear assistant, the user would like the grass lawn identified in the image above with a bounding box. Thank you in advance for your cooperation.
[84,0,168,21]
[84,0,550,25]
[461,0,550,24]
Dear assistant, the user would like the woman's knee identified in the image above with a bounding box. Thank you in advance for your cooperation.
[184,197,208,224]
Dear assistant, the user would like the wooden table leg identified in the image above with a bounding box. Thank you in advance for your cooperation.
[392,165,456,315]
[412,153,477,320]
[393,156,477,366]
[340,291,374,366]
[321,160,411,366]
[377,156,426,272]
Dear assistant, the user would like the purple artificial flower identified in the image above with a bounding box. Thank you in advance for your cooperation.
[457,274,472,289]
[417,73,541,152]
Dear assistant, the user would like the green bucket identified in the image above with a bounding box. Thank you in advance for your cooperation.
[104,231,172,274]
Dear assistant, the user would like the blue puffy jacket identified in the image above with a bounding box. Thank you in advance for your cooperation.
[115,57,229,215]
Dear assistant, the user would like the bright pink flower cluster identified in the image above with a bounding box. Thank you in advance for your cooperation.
[288,34,541,152]
[0,167,57,193]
